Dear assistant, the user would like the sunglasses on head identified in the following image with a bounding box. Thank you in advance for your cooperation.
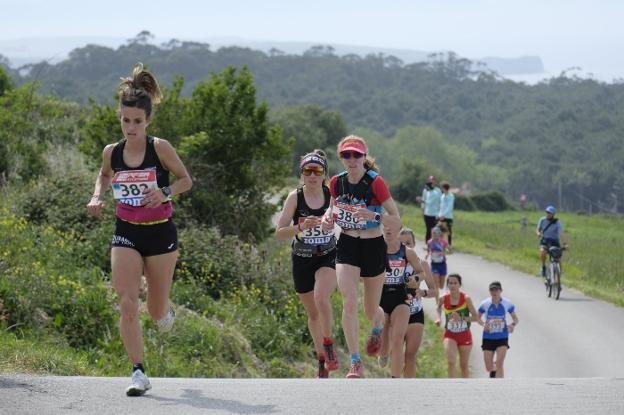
[302,165,325,176]
[340,151,364,159]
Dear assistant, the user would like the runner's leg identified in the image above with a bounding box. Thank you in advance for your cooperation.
[144,250,178,321]
[403,323,424,377]
[111,247,144,365]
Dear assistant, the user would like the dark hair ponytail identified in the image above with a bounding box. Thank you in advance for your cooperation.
[118,63,163,118]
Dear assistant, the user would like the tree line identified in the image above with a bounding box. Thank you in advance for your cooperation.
[2,31,623,213]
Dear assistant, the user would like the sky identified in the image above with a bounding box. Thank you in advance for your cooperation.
[2,0,623,81]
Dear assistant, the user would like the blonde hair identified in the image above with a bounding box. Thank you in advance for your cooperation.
[337,135,380,172]
[399,228,416,245]
[118,62,163,118]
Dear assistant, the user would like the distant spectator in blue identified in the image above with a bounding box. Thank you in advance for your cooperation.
[415,175,442,242]
[536,205,568,277]
[438,181,455,246]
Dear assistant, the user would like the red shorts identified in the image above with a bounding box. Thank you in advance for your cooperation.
[443,329,473,346]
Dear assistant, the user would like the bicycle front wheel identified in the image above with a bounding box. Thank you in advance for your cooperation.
[554,263,561,300]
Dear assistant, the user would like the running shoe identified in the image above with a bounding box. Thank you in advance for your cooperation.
[346,359,364,378]
[157,306,175,333]
[323,342,339,371]
[315,361,329,378]
[125,369,152,397]
[366,331,383,356]
[378,355,389,368]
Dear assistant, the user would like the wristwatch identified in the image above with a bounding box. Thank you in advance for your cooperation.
[373,212,382,223]
[161,186,173,201]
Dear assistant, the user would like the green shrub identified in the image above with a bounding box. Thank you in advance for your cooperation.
[470,191,513,211]
[454,194,476,211]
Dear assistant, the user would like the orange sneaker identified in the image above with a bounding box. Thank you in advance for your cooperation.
[346,359,364,378]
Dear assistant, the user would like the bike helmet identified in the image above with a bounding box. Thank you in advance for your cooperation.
[545,205,556,214]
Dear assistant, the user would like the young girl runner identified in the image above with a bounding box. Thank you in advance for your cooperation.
[426,226,452,291]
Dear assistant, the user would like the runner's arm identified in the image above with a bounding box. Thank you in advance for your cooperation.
[465,296,481,322]
[407,249,438,300]
[508,311,519,333]
[86,144,115,219]
[275,190,301,240]
[153,138,193,197]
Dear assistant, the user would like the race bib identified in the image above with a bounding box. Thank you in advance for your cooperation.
[488,318,506,333]
[431,251,445,263]
[112,170,158,207]
[333,202,367,230]
[385,259,407,285]
[447,319,468,333]
[298,218,334,245]
[410,297,423,314]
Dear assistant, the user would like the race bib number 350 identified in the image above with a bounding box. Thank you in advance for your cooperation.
[333,202,367,230]
[298,218,334,245]
[112,170,158,207]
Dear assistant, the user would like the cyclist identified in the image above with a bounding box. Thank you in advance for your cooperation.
[275,150,339,378]
[321,135,401,378]
[86,63,193,396]
[477,281,519,378]
[536,205,568,279]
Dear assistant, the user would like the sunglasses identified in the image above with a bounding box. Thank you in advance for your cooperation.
[302,166,325,176]
[340,151,364,159]
[489,287,501,291]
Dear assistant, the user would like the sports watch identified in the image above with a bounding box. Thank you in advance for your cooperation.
[161,186,173,201]
[373,212,382,223]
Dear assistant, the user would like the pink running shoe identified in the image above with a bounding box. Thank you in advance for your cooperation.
[323,343,339,371]
[366,331,383,356]
[346,359,364,378]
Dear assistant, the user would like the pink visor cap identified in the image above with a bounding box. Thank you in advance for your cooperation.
[339,139,367,155]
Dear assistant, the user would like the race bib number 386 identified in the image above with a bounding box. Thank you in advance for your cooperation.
[333,202,367,230]
[112,170,158,207]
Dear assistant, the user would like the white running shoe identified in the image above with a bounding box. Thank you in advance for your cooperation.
[125,369,151,397]
[157,306,175,333]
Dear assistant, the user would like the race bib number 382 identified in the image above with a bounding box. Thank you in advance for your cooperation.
[111,170,158,207]
[333,202,367,230]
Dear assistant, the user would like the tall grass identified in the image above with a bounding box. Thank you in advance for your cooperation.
[400,205,624,307]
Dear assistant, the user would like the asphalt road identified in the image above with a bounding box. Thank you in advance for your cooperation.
[414,239,624,378]
[1,375,623,414]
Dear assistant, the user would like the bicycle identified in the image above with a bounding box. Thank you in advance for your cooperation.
[544,245,565,300]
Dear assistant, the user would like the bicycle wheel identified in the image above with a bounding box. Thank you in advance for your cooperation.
[554,263,561,300]
[547,264,553,298]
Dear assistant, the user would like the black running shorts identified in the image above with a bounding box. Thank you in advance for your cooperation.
[336,234,388,277]
[111,218,178,257]
[291,250,336,294]
[481,337,510,351]
[380,287,409,315]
